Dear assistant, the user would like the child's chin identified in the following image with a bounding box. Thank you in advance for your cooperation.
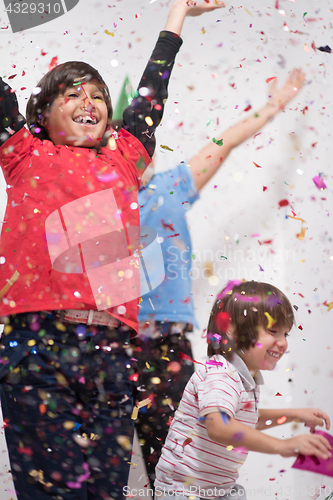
[260,359,277,370]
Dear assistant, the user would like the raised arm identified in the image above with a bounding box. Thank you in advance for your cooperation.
[205,412,332,460]
[122,0,224,158]
[0,77,26,146]
[190,68,306,191]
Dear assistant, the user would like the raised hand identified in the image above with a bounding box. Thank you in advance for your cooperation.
[268,68,306,110]
[183,0,225,16]
[164,0,225,35]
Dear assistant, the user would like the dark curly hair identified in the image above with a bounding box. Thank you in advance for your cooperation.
[207,281,295,361]
[26,61,113,141]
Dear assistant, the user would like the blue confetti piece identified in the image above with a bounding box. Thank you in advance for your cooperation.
[9,341,18,347]
[73,422,82,431]
[220,411,230,424]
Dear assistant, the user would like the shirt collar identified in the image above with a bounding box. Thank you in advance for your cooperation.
[230,353,264,389]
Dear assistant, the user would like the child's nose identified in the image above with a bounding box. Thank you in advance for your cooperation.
[80,97,94,113]
[277,335,288,349]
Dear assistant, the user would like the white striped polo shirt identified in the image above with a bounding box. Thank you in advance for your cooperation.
[155,354,264,499]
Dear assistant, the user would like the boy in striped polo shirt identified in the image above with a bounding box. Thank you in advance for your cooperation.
[155,281,331,500]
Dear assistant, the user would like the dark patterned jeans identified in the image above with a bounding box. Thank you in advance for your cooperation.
[0,312,136,500]
[132,322,194,489]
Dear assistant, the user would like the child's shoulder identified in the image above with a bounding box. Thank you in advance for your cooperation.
[195,355,240,381]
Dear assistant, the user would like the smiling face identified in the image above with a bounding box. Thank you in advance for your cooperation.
[42,81,108,148]
[238,325,289,373]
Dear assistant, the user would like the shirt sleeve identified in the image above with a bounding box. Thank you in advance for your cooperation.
[122,31,183,158]
[173,162,200,206]
[198,367,242,419]
[0,77,26,146]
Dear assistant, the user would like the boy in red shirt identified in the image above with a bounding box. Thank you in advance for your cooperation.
[0,2,224,499]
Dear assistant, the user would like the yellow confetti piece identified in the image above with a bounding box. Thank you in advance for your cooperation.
[201,27,206,34]
[131,397,152,420]
[116,435,132,450]
[105,30,114,36]
[137,397,152,409]
[27,339,36,346]
[297,227,306,241]
[4,325,13,335]
[0,270,20,299]
[127,462,138,466]
[108,137,117,150]
[145,116,153,126]
[161,357,170,361]
[264,312,276,328]
[55,373,69,387]
[287,215,306,223]
[226,445,233,451]
[327,302,333,311]
[63,421,75,430]
[150,377,161,384]
[245,8,253,16]
[131,406,139,420]
[160,144,173,152]
[55,321,67,332]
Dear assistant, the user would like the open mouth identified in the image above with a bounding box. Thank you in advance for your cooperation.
[73,115,98,126]
[267,351,280,359]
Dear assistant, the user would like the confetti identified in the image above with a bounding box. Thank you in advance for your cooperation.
[317,45,331,53]
[265,312,276,328]
[178,352,205,367]
[312,174,327,190]
[105,30,114,36]
[182,437,192,449]
[215,311,230,332]
[212,137,223,146]
[48,56,58,71]
[220,411,230,424]
[206,359,224,367]
[277,416,287,424]
[160,144,174,151]
[253,162,262,168]
[266,77,276,83]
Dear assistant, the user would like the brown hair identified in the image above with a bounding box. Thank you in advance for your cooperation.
[26,61,113,141]
[207,281,295,361]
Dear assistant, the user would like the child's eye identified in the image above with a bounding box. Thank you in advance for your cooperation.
[67,93,78,98]
[268,330,277,335]
[284,332,290,338]
[93,95,104,101]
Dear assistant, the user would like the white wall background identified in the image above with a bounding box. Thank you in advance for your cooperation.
[0,1,332,499]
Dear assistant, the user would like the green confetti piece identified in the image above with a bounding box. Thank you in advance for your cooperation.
[303,11,307,16]
[212,137,223,146]
[160,144,173,152]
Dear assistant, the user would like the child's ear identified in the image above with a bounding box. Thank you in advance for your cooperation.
[225,327,235,341]
[41,116,47,126]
